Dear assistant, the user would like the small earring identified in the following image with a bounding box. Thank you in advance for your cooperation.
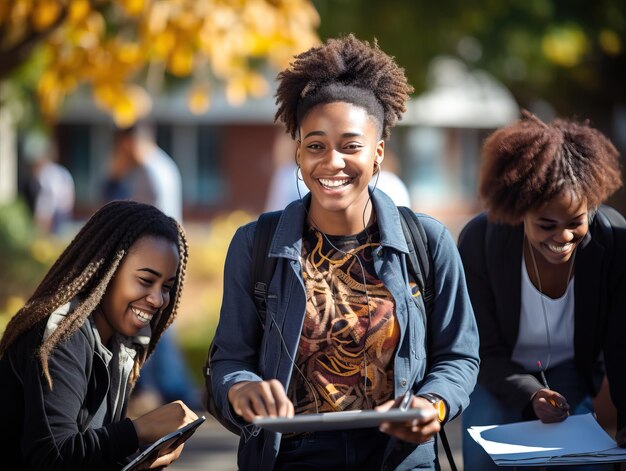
[373,161,381,175]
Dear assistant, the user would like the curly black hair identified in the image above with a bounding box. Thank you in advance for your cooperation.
[480,110,623,224]
[275,34,414,140]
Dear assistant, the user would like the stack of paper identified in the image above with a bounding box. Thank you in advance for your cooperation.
[467,413,626,466]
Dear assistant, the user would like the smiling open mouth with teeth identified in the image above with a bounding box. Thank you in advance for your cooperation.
[131,307,154,323]
[318,177,352,189]
[545,242,574,254]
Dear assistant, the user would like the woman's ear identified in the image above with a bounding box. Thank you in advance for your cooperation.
[295,147,301,167]
[374,140,385,173]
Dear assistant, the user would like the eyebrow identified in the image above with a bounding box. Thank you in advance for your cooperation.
[537,212,587,222]
[303,130,364,139]
[138,268,176,281]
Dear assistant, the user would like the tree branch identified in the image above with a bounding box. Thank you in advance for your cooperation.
[0,3,70,79]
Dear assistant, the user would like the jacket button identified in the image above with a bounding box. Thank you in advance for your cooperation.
[400,379,407,387]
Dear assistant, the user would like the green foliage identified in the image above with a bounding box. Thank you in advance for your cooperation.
[0,199,35,250]
[0,199,48,321]
[313,0,626,122]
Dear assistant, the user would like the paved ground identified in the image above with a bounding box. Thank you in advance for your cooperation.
[169,415,464,471]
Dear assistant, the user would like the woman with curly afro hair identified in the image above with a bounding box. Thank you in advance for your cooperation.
[208,34,480,470]
[458,110,626,470]
[0,200,199,470]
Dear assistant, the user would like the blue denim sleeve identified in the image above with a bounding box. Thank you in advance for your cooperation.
[415,215,480,422]
[210,222,266,433]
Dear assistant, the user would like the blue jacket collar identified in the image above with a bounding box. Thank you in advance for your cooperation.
[268,188,410,261]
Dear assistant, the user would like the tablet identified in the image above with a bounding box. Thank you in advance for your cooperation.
[121,416,206,471]
[253,409,431,434]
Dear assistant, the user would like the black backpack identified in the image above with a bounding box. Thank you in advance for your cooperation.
[202,207,455,469]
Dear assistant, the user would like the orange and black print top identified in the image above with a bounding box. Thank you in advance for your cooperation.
[287,224,400,414]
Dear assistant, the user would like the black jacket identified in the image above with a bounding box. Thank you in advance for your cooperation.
[458,205,626,429]
[0,317,138,470]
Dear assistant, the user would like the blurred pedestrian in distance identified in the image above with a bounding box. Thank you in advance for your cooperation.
[105,121,182,222]
[458,110,626,470]
[23,131,75,235]
[0,200,198,470]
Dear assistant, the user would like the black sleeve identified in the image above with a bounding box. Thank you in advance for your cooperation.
[602,207,626,431]
[17,328,139,470]
[458,214,543,411]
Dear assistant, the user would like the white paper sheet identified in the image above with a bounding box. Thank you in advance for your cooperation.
[467,413,626,466]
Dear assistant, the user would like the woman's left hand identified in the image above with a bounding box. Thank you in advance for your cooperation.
[136,443,185,470]
[375,396,440,444]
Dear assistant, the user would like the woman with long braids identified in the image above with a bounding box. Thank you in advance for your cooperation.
[209,34,479,470]
[0,200,198,470]
[459,111,626,470]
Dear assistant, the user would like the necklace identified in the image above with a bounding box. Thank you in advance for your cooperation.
[527,238,577,370]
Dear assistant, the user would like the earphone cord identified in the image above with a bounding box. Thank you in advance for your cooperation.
[295,167,377,410]
[267,311,321,415]
[527,238,577,372]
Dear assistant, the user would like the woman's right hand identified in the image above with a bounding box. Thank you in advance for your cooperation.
[228,380,294,423]
[532,389,570,423]
[132,400,198,445]
[135,443,185,470]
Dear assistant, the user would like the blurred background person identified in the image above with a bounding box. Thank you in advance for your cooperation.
[23,131,75,235]
[105,121,182,223]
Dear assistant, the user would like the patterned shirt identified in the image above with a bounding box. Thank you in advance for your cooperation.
[287,224,400,414]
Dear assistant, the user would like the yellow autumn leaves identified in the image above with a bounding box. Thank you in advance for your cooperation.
[1,0,319,126]
[541,25,622,68]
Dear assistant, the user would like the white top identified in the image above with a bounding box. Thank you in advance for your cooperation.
[511,253,575,371]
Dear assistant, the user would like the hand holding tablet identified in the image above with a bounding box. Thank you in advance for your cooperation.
[121,416,206,471]
[253,408,432,434]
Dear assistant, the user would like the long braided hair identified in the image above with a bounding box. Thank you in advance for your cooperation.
[0,200,189,388]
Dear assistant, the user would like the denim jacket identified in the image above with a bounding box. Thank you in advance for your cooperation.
[211,189,479,471]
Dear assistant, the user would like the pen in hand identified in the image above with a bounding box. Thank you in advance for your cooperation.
[537,360,551,390]
[399,389,413,411]
[536,360,560,409]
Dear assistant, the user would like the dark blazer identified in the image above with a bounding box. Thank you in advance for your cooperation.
[458,205,626,428]
[0,317,138,470]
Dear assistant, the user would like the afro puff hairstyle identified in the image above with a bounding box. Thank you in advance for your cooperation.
[480,110,622,224]
[274,34,414,140]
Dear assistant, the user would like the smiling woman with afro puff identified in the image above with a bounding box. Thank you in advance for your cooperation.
[459,110,626,470]
[208,34,480,471]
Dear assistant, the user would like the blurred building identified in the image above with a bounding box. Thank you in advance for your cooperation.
[29,60,518,230]
[51,86,280,220]
[398,56,518,232]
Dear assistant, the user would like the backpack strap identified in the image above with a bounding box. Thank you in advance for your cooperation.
[251,210,282,328]
[397,207,456,471]
[398,206,434,314]
[203,210,282,435]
